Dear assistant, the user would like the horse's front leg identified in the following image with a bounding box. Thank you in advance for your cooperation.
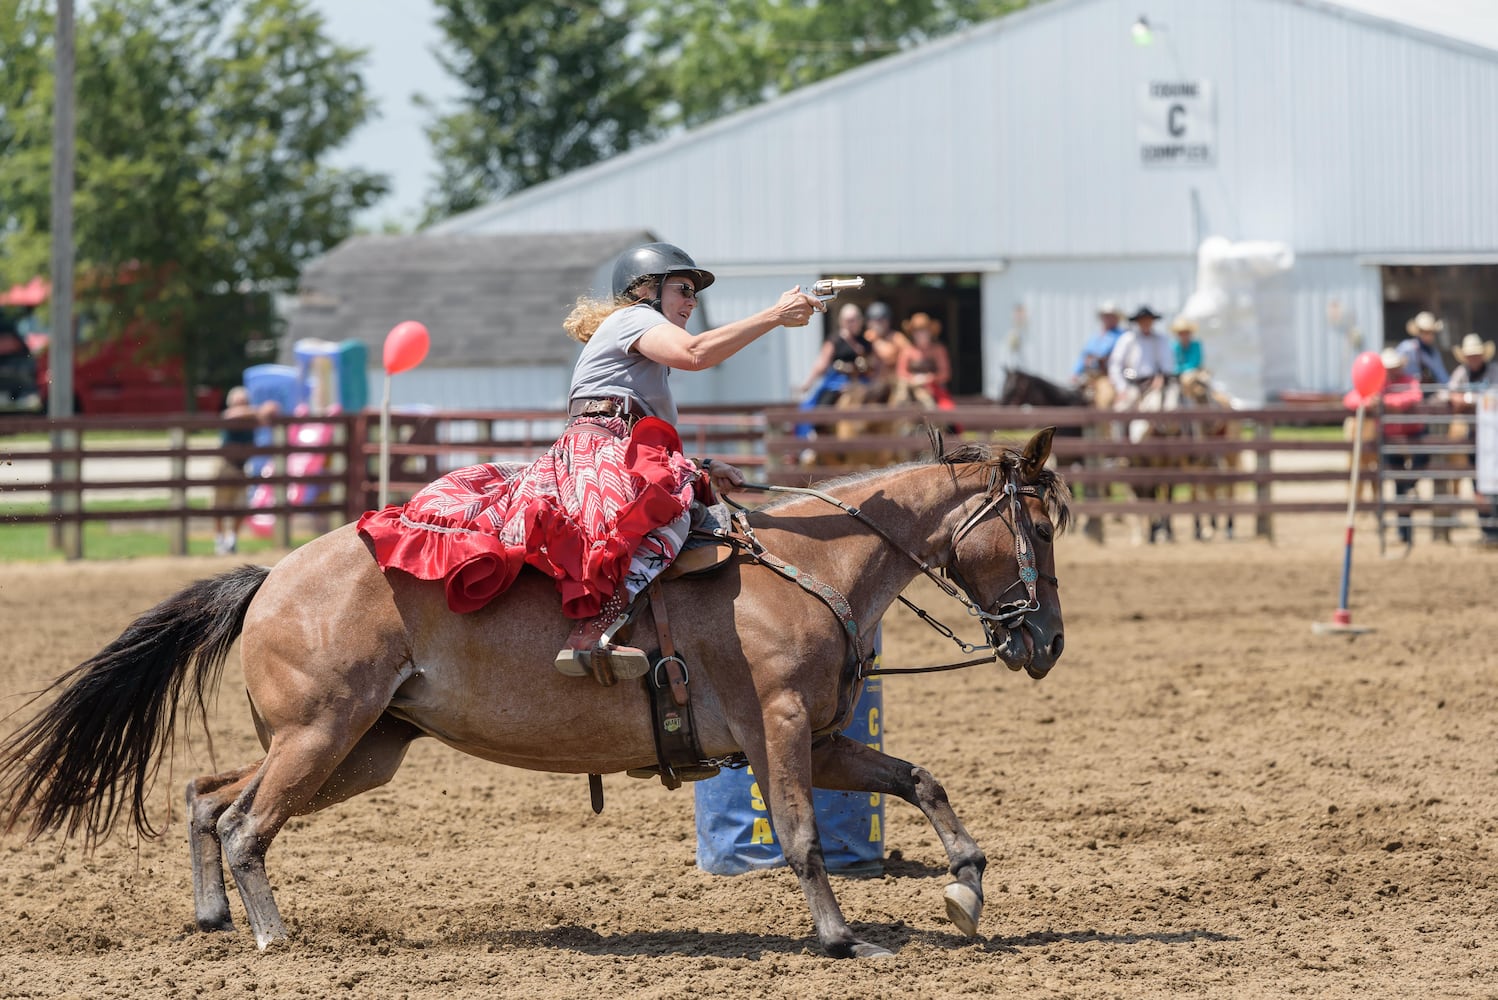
[810,733,987,937]
[744,694,893,960]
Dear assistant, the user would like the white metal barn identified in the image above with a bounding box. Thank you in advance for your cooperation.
[424,0,1498,406]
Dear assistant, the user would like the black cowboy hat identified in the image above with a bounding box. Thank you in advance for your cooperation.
[1129,305,1162,322]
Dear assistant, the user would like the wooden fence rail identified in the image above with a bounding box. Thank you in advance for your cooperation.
[2,401,1425,558]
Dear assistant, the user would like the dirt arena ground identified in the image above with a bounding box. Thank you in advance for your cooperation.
[0,514,1495,999]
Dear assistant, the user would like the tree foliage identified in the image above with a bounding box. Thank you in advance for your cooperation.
[0,0,388,402]
[422,0,1038,222]
[423,0,666,220]
[655,0,1035,128]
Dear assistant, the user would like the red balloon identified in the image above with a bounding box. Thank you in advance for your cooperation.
[1350,350,1387,400]
[383,320,430,375]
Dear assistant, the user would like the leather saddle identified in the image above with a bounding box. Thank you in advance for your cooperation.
[661,502,738,582]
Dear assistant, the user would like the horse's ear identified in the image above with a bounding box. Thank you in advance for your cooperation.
[1020,426,1055,478]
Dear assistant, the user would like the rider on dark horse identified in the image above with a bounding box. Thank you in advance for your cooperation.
[357,243,826,680]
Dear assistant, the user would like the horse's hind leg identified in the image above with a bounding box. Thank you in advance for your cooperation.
[217,709,413,949]
[187,762,260,933]
[810,734,987,937]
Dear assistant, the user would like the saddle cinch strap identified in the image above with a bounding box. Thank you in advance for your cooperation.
[623,580,720,790]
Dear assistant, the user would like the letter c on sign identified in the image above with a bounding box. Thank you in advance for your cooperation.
[867,706,880,737]
[1168,104,1186,137]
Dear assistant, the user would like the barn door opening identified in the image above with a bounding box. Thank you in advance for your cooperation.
[819,271,983,398]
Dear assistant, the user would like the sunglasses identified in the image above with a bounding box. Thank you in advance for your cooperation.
[662,281,698,301]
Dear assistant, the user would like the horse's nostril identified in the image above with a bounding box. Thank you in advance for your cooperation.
[1049,634,1065,659]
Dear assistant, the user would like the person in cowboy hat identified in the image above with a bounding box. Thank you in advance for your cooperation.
[894,312,955,409]
[1447,332,1496,396]
[1442,333,1498,544]
[1071,300,1125,384]
[1107,305,1173,403]
[1170,316,1203,376]
[1396,311,1451,386]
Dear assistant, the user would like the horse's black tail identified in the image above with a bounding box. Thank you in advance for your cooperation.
[0,565,271,847]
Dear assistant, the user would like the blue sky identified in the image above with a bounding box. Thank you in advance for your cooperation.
[314,0,459,230]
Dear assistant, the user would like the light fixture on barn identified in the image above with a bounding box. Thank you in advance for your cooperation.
[1131,15,1155,46]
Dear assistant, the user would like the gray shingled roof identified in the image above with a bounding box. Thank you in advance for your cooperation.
[288,229,656,366]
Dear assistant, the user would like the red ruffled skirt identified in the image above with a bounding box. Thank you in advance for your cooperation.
[357,416,703,618]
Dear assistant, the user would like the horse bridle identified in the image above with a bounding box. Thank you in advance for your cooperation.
[941,469,1056,653]
[729,462,1057,673]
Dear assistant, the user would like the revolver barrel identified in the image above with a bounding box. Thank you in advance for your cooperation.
[810,276,865,301]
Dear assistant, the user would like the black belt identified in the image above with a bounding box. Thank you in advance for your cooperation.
[568,396,644,422]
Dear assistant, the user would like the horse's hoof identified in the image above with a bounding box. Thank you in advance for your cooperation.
[196,913,235,934]
[850,942,896,959]
[943,882,982,937]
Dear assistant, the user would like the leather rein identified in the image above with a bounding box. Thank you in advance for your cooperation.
[726,462,1057,677]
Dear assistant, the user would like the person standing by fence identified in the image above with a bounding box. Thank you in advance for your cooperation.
[1397,311,1451,388]
[213,386,278,555]
[1442,334,1498,545]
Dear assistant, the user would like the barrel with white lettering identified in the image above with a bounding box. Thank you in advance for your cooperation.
[693,630,885,876]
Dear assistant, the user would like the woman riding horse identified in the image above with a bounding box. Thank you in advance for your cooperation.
[0,429,1069,960]
[357,242,825,680]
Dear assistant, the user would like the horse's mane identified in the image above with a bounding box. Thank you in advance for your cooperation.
[935,439,1071,533]
[761,430,1071,533]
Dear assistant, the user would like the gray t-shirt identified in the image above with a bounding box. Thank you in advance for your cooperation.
[569,303,677,424]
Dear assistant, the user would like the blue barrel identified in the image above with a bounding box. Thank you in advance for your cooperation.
[336,339,370,411]
[694,630,885,876]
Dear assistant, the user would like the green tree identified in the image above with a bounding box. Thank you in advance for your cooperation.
[422,0,665,221]
[654,0,1036,128]
[422,0,1039,221]
[0,0,388,406]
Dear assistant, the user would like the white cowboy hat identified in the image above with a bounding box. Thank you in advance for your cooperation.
[1453,333,1496,364]
[1406,311,1444,336]
[1169,316,1197,334]
[1097,300,1121,316]
[1379,347,1405,369]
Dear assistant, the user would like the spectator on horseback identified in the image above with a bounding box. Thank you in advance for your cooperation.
[1441,333,1498,544]
[1171,316,1203,375]
[799,301,872,406]
[893,311,955,409]
[1071,300,1125,384]
[1107,306,1173,407]
[862,301,908,381]
[358,241,825,681]
[1397,311,1451,389]
[1343,347,1425,554]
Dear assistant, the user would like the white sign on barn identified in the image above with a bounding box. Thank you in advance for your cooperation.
[1138,80,1217,167]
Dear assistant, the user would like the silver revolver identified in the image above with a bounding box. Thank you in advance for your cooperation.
[810,277,865,303]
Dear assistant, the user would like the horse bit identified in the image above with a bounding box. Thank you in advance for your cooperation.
[728,464,1057,676]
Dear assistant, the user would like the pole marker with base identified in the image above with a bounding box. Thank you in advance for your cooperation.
[1313,350,1385,636]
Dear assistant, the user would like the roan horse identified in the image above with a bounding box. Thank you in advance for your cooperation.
[0,429,1068,961]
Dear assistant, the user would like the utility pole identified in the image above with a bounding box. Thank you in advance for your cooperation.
[50,0,79,557]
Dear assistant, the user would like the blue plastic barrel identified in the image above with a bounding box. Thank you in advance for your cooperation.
[336,339,369,411]
[694,629,885,876]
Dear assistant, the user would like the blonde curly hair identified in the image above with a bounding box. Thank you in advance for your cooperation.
[563,294,635,344]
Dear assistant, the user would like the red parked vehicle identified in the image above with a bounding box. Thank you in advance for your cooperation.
[3,276,223,415]
[30,324,224,415]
